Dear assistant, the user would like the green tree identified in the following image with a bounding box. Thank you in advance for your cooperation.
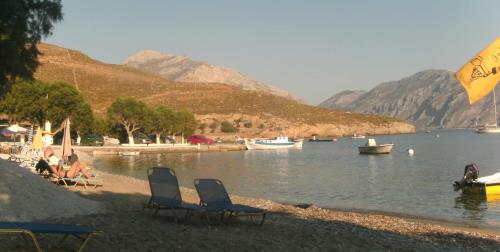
[143,105,177,144]
[2,80,94,136]
[221,120,239,133]
[0,0,63,93]
[107,96,147,144]
[156,106,176,142]
[72,102,94,140]
[92,116,111,136]
[1,79,48,125]
[173,110,197,143]
[46,81,88,131]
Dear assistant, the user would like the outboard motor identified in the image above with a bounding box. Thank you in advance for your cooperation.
[453,163,479,191]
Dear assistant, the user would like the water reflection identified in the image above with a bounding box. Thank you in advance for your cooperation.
[454,194,488,220]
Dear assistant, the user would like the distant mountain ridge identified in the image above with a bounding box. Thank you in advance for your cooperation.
[319,69,498,129]
[123,50,301,101]
[318,90,366,110]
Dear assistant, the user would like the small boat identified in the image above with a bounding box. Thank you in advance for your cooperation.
[475,124,500,134]
[244,137,303,150]
[351,134,366,139]
[308,136,337,142]
[358,138,393,154]
[453,163,500,200]
[119,151,140,156]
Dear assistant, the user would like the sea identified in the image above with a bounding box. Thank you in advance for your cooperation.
[93,129,500,230]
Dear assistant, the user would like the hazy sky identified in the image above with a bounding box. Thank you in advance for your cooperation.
[44,0,500,104]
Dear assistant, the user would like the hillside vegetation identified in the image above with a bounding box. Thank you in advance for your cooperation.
[34,43,414,136]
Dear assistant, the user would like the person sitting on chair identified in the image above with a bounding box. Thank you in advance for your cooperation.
[43,147,93,179]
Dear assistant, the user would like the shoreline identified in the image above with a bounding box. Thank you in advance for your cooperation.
[60,145,500,234]
[1,161,499,251]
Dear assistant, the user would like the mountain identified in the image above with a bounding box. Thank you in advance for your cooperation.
[319,90,366,110]
[123,50,301,102]
[33,43,415,137]
[319,69,497,129]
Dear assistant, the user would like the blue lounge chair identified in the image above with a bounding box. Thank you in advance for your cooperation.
[146,167,201,222]
[194,179,267,225]
[0,222,98,252]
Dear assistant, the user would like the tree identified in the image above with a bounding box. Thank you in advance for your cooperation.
[72,102,94,142]
[1,79,48,125]
[46,81,88,131]
[173,110,197,143]
[92,116,111,137]
[1,80,94,136]
[0,0,63,94]
[107,97,147,144]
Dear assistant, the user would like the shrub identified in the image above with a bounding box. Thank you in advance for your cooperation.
[209,121,219,133]
[220,120,239,133]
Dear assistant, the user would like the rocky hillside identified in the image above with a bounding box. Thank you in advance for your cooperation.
[320,69,497,129]
[33,43,415,137]
[123,50,301,102]
[319,90,366,110]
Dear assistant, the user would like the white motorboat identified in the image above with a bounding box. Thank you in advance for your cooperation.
[351,134,366,139]
[358,138,394,154]
[244,137,303,150]
[475,124,500,134]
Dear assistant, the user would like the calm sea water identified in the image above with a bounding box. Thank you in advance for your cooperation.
[93,129,500,229]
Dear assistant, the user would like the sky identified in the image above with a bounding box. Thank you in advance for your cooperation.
[44,0,500,104]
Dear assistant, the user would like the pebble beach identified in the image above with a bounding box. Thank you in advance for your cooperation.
[1,158,499,251]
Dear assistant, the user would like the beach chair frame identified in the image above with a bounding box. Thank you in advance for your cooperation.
[0,222,100,252]
[194,178,267,226]
[146,167,201,223]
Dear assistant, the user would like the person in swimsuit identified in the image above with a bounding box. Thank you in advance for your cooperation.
[43,147,93,179]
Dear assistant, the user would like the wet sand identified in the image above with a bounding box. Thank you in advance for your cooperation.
[2,168,499,251]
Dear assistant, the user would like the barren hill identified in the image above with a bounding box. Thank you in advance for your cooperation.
[34,43,415,137]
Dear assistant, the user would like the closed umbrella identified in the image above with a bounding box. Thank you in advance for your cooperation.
[61,118,72,161]
[32,127,44,150]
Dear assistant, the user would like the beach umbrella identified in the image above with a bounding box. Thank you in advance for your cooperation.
[1,128,14,137]
[32,127,44,150]
[61,118,72,161]
[6,124,27,133]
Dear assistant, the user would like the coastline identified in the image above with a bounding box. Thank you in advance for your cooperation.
[1,159,499,251]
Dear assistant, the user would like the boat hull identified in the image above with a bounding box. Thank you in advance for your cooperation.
[358,144,394,154]
[245,139,303,150]
[462,181,500,200]
[475,127,500,133]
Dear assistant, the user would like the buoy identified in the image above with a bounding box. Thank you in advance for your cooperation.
[407,148,414,155]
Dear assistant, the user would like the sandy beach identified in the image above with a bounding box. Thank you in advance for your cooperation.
[1,158,499,251]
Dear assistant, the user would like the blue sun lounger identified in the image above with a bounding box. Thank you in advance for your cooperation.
[0,222,98,252]
[194,179,267,225]
[146,167,201,222]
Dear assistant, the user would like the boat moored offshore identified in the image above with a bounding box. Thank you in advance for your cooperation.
[244,136,303,150]
[454,163,500,200]
[358,138,394,154]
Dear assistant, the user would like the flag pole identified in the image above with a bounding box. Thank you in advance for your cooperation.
[494,85,498,127]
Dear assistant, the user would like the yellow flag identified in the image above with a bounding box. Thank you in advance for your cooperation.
[455,37,500,104]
